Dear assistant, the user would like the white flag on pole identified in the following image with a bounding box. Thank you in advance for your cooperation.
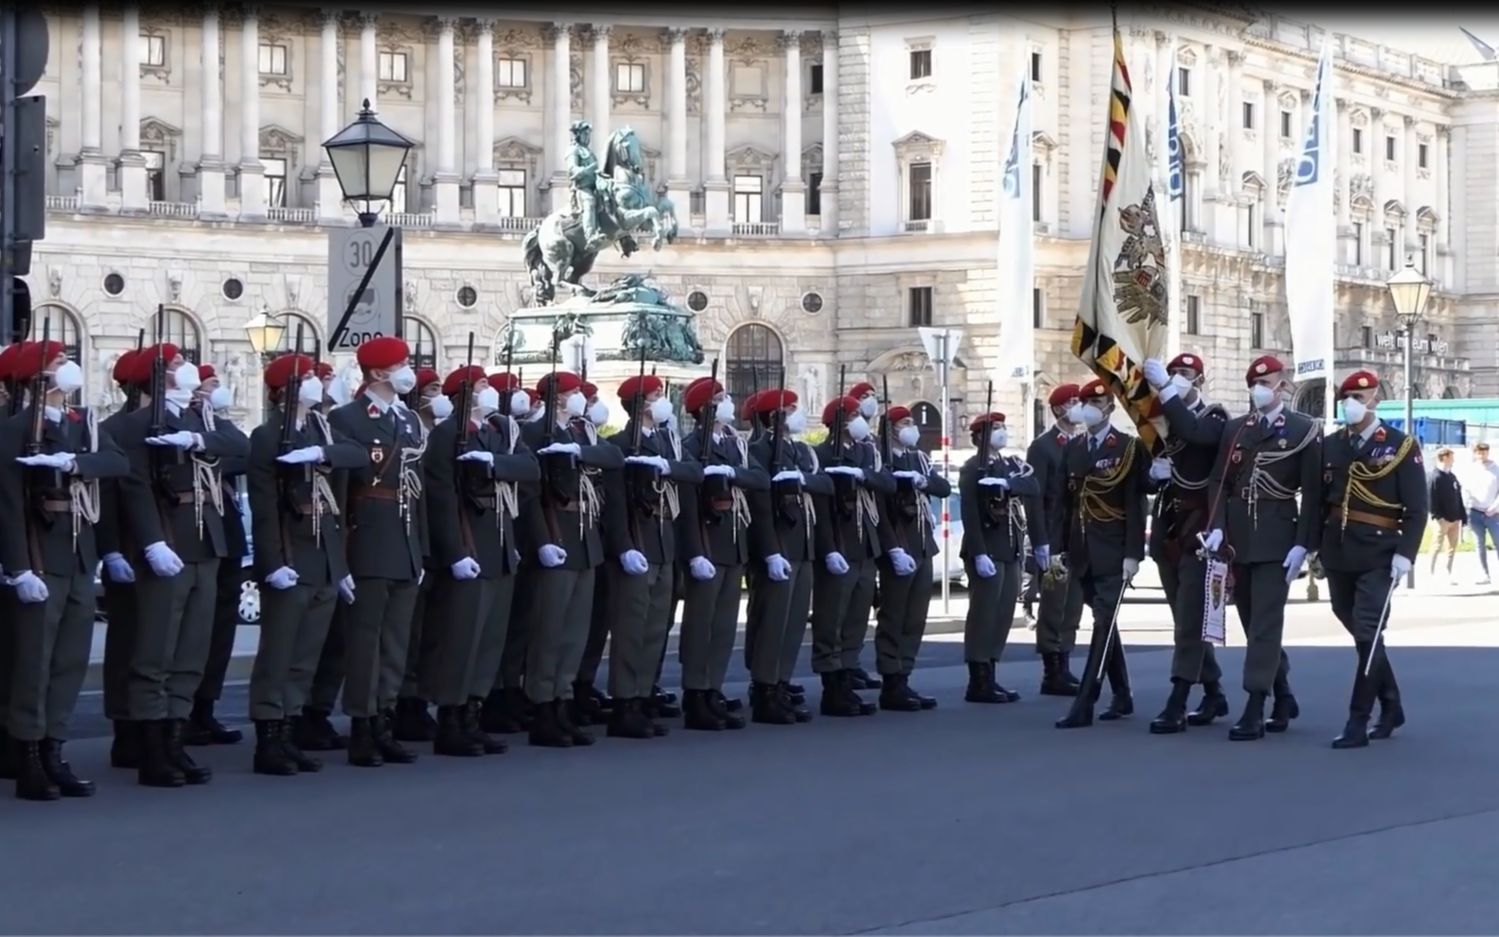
[997,62,1035,385]
[1161,40,1184,357]
[1285,41,1337,390]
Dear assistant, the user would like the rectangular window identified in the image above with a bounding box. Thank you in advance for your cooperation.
[1385,134,1397,161]
[1031,163,1042,222]
[908,162,932,222]
[1386,226,1398,270]
[807,171,822,216]
[1420,233,1430,274]
[496,57,527,89]
[1032,287,1043,328]
[378,51,408,83]
[497,169,526,218]
[1177,66,1191,97]
[909,49,932,81]
[809,63,824,95]
[732,175,762,223]
[142,150,166,202]
[1242,101,1254,130]
[1186,295,1201,335]
[1353,127,1363,154]
[1418,142,1429,169]
[1280,110,1293,139]
[1246,202,1256,248]
[908,286,933,328]
[390,165,408,212]
[141,34,166,68]
[1251,311,1265,348]
[616,62,646,94]
[1030,50,1042,83]
[1362,325,1373,349]
[258,43,287,76]
[1353,220,1364,266]
[261,156,287,208]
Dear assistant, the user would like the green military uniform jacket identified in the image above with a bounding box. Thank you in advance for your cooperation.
[424,413,540,579]
[959,453,1041,565]
[1316,420,1428,572]
[328,395,428,581]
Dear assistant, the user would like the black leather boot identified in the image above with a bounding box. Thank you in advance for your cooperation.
[186,698,243,745]
[608,698,657,739]
[571,681,612,726]
[527,699,573,748]
[1266,670,1299,733]
[278,721,322,772]
[482,688,526,734]
[650,685,682,718]
[684,690,726,730]
[780,683,813,722]
[347,717,384,767]
[1039,652,1079,696]
[374,712,418,763]
[815,671,856,717]
[109,720,141,769]
[556,699,596,745]
[165,719,213,784]
[784,680,806,699]
[137,720,186,787]
[1229,692,1267,741]
[1058,653,1082,692]
[990,659,1022,703]
[705,690,746,729]
[1149,680,1191,734]
[1333,645,1379,749]
[1098,647,1134,721]
[1369,656,1405,740]
[393,697,437,742]
[434,705,483,757]
[1186,681,1230,726]
[879,673,922,712]
[295,707,347,751]
[750,683,795,725]
[253,720,299,776]
[14,740,60,801]
[905,675,939,710]
[844,670,878,715]
[849,667,882,690]
[465,698,508,754]
[38,739,94,797]
[965,662,1008,704]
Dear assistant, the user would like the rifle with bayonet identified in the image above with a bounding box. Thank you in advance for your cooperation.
[21,317,53,570]
[537,329,567,543]
[454,331,480,554]
[276,326,308,560]
[698,358,732,518]
[147,305,176,505]
[124,328,145,413]
[625,312,652,542]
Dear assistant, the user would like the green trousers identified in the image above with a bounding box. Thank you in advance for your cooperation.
[249,581,338,721]
[875,556,934,676]
[129,560,218,721]
[7,571,93,741]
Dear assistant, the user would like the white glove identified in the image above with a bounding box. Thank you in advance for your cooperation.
[1123,557,1141,580]
[338,575,356,604]
[1033,544,1050,571]
[1142,357,1169,390]
[276,445,325,466]
[825,465,865,480]
[824,552,850,575]
[772,469,804,485]
[1391,554,1413,580]
[620,549,649,576]
[12,570,48,604]
[887,547,917,577]
[146,430,199,449]
[702,464,735,478]
[16,452,76,472]
[265,566,300,591]
[974,554,997,579]
[1282,545,1308,585]
[978,476,1010,489]
[1149,457,1173,482]
[689,556,716,581]
[1199,529,1225,554]
[626,454,671,475]
[457,450,495,467]
[765,553,792,582]
[538,441,581,457]
[102,552,135,584]
[893,470,929,490]
[450,557,482,580]
[538,544,568,568]
[144,541,183,577]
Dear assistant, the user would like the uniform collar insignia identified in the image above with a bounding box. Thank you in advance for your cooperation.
[1373,427,1387,442]
[367,402,381,419]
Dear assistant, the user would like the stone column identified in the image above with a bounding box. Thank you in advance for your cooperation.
[472,18,500,228]
[545,22,572,213]
[1335,98,1352,263]
[703,28,730,235]
[119,3,147,212]
[665,28,691,224]
[1225,50,1242,194]
[239,5,266,219]
[778,30,806,235]
[1201,44,1219,204]
[317,9,344,222]
[1402,115,1419,258]
[589,26,611,160]
[819,31,838,235]
[78,4,108,210]
[1436,126,1450,282]
[1262,80,1281,255]
[198,5,227,217]
[1370,107,1388,266]
[433,16,460,225]
[360,13,378,112]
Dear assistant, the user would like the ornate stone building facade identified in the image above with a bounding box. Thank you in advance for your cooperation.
[23,3,1494,436]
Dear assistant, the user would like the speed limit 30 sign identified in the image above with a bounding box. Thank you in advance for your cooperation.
[327,224,403,352]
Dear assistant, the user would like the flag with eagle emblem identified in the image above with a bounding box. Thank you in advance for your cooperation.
[1072,22,1169,454]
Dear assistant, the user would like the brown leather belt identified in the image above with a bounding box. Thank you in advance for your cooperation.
[1334,506,1400,531]
[350,486,399,502]
[41,499,72,513]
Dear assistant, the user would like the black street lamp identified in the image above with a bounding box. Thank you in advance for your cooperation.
[1385,258,1431,589]
[321,99,415,227]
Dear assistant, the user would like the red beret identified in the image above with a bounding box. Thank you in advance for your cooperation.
[751,389,798,415]
[886,405,912,424]
[1339,370,1380,396]
[847,381,876,399]
[524,388,540,406]
[129,344,180,386]
[197,364,217,382]
[264,353,315,388]
[821,395,861,428]
[684,377,724,414]
[1047,383,1081,407]
[969,411,1007,433]
[741,391,762,420]
[1080,378,1109,400]
[488,371,521,392]
[1245,355,1286,384]
[441,365,488,397]
[618,374,664,401]
[537,371,582,396]
[13,340,66,382]
[415,367,440,391]
[1167,353,1205,375]
[111,349,140,386]
[582,380,599,400]
[0,342,28,382]
[315,361,334,379]
[356,336,410,371]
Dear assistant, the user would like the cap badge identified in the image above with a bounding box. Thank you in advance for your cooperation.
[1358,377,1370,388]
[1255,363,1267,375]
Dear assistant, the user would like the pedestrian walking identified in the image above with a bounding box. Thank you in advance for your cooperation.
[1429,447,1465,582]
[1461,442,1499,584]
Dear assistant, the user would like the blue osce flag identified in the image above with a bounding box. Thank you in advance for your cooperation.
[1166,82,1183,201]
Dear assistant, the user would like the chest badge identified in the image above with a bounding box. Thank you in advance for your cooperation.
[1277,437,1288,449]
[371,446,384,464]
[367,403,381,419]
[1230,451,1243,466]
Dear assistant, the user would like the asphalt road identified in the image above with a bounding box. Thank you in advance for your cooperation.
[5,599,1498,935]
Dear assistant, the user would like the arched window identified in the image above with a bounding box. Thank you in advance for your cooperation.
[724,324,784,409]
[29,303,84,364]
[405,317,438,371]
[274,311,322,355]
[161,307,203,363]
[1292,378,1326,420]
[910,400,942,453]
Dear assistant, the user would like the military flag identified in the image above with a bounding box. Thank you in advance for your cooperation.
[1284,40,1337,423]
[996,58,1035,392]
[1072,22,1169,453]
[1161,37,1185,358]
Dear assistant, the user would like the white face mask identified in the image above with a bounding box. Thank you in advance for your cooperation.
[509,390,531,417]
[43,405,63,424]
[427,394,454,420]
[1340,397,1369,425]
[1065,404,1085,426]
[897,425,921,448]
[328,371,353,406]
[858,396,878,418]
[209,386,233,410]
[165,387,194,407]
[1249,383,1277,410]
[387,365,417,395]
[1169,374,1194,396]
[991,428,1009,449]
[588,400,610,425]
[1081,404,1106,428]
[297,376,322,408]
[784,410,807,435]
[52,360,84,394]
[847,415,871,441]
[172,362,201,393]
[715,398,736,424]
[475,386,500,416]
[564,392,587,417]
[649,397,674,425]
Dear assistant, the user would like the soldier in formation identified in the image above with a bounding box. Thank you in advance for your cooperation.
[1026,383,1084,697]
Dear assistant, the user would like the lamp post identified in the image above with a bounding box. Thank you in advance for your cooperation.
[243,307,287,361]
[321,99,415,227]
[1385,258,1431,589]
